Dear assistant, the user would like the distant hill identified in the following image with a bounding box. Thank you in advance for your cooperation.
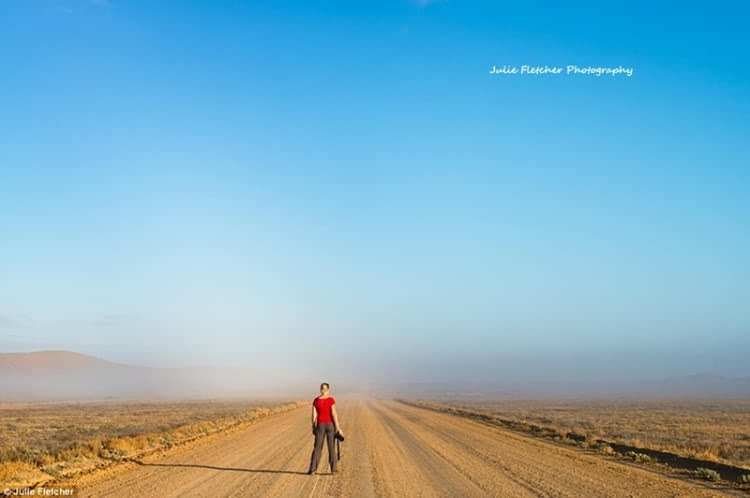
[0,350,137,375]
[0,350,275,402]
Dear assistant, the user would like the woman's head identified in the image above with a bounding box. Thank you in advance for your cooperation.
[320,382,330,395]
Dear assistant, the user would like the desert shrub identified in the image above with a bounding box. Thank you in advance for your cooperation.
[37,453,55,466]
[595,442,615,455]
[694,467,721,481]
[43,465,62,478]
[693,449,720,462]
[83,439,103,458]
[160,433,177,449]
[626,451,657,464]
[99,437,138,457]
[1,447,56,467]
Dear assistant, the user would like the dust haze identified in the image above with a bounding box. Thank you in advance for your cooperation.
[2,349,749,402]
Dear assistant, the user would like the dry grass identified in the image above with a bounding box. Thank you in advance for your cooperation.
[0,399,303,487]
[417,398,750,469]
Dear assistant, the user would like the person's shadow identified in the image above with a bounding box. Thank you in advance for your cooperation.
[131,461,309,475]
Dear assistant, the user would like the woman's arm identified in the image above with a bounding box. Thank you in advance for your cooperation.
[311,404,317,430]
[331,405,343,436]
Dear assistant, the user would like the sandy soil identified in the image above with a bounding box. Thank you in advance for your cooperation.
[73,399,735,497]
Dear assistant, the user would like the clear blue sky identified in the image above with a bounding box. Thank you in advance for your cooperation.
[1,1,748,378]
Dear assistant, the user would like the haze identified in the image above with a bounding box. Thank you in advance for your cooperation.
[1,1,749,396]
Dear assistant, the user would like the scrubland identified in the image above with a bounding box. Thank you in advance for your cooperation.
[416,398,750,469]
[0,399,302,487]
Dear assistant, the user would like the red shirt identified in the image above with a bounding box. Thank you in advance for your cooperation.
[313,396,335,424]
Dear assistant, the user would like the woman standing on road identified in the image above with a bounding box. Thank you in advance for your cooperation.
[308,382,344,475]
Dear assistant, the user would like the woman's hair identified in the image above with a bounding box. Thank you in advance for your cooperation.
[320,382,330,390]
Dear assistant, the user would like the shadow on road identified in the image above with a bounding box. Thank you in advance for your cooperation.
[131,461,309,475]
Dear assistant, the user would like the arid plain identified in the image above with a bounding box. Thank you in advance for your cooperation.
[3,398,750,496]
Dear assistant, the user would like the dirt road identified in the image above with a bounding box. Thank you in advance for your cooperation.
[77,399,730,497]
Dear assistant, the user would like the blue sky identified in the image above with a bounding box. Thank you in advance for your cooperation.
[1,1,748,378]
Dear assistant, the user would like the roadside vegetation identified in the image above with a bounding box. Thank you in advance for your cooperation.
[399,398,750,487]
[0,399,303,488]
[408,398,750,468]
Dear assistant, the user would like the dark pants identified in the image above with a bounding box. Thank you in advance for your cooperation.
[309,422,336,473]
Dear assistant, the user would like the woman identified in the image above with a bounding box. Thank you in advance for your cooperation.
[308,382,344,475]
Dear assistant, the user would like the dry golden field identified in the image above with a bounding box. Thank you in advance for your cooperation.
[418,398,750,469]
[0,399,302,487]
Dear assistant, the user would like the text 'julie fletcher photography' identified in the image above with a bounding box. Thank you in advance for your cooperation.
[489,65,634,77]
